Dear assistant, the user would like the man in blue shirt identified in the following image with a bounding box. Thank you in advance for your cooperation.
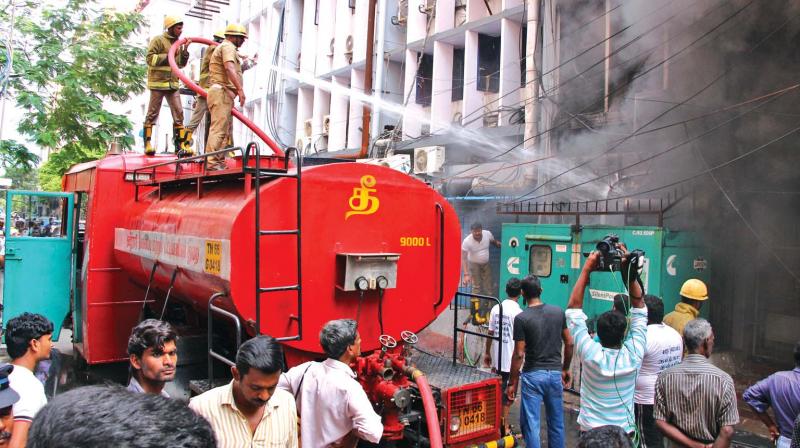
[744,341,800,448]
[566,249,646,439]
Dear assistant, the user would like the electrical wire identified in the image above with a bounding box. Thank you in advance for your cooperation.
[509,4,795,204]
[265,4,289,149]
[516,82,798,202]
[686,121,800,284]
[441,80,798,185]
[445,0,743,182]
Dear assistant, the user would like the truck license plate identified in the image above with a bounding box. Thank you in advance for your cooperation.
[460,401,486,428]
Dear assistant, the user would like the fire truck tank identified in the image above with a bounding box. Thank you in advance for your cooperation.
[112,160,461,359]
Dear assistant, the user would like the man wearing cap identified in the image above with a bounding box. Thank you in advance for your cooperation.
[144,16,191,157]
[205,23,247,171]
[186,30,258,155]
[664,279,709,336]
[0,365,20,447]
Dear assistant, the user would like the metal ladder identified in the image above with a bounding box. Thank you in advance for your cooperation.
[247,142,303,342]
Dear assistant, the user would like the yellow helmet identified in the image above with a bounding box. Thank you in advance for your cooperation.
[163,16,183,30]
[224,23,248,38]
[213,29,225,40]
[680,279,708,301]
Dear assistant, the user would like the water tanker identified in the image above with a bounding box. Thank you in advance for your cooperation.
[1,149,509,446]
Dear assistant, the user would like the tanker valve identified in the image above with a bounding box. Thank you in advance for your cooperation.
[392,388,411,408]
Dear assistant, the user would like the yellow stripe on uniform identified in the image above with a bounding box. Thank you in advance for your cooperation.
[150,54,160,66]
[150,66,172,71]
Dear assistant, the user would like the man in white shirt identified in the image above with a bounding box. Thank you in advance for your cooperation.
[483,278,524,433]
[635,295,683,448]
[4,313,52,448]
[279,319,383,447]
[461,222,501,297]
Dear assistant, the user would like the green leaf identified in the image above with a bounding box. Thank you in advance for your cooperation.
[5,0,145,190]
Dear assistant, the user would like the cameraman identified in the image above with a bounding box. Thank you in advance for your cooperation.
[566,243,646,440]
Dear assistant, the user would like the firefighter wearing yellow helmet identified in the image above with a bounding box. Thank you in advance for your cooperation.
[664,278,709,336]
[143,15,192,157]
[185,30,225,152]
[205,23,248,170]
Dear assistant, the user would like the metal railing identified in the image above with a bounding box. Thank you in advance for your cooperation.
[452,291,503,373]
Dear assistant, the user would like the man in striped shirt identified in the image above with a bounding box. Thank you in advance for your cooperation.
[189,336,298,448]
[655,318,738,448]
[566,249,646,437]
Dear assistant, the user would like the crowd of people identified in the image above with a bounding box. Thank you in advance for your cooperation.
[481,245,800,448]
[0,313,381,447]
[1,236,799,447]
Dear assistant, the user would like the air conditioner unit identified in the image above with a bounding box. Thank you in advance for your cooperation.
[322,115,331,136]
[413,146,445,174]
[344,35,354,64]
[295,137,312,153]
[483,112,499,128]
[420,0,435,14]
[357,154,411,174]
[344,35,354,55]
[303,119,313,137]
[392,0,408,26]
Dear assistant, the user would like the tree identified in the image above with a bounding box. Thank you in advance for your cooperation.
[0,139,39,189]
[3,0,146,190]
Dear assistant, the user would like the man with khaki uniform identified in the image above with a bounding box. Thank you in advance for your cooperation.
[185,30,225,153]
[206,24,247,170]
[144,16,191,157]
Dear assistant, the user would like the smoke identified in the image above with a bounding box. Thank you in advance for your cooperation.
[469,0,800,361]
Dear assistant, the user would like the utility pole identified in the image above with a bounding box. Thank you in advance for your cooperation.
[523,0,541,151]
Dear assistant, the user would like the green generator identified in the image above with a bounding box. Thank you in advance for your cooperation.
[498,222,711,320]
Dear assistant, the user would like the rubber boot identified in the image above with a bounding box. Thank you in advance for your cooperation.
[143,125,155,155]
[172,124,183,154]
[179,129,194,158]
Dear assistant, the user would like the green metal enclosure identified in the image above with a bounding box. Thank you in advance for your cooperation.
[499,223,711,320]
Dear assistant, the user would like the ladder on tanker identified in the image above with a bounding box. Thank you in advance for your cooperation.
[248,142,303,342]
[200,143,303,394]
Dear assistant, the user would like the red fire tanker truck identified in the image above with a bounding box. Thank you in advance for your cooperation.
[0,39,514,448]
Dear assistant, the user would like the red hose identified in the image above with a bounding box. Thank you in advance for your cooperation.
[413,371,443,448]
[166,37,284,157]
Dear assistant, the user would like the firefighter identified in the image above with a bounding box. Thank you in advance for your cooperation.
[184,29,225,154]
[144,16,191,157]
[205,23,247,170]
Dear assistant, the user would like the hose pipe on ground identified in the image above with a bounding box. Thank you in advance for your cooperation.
[408,368,443,448]
[466,435,516,448]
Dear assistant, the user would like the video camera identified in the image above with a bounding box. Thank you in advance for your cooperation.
[595,234,623,272]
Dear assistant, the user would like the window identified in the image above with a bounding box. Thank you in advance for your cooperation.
[415,53,433,107]
[452,48,464,101]
[7,195,68,238]
[477,34,500,93]
[529,245,552,277]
